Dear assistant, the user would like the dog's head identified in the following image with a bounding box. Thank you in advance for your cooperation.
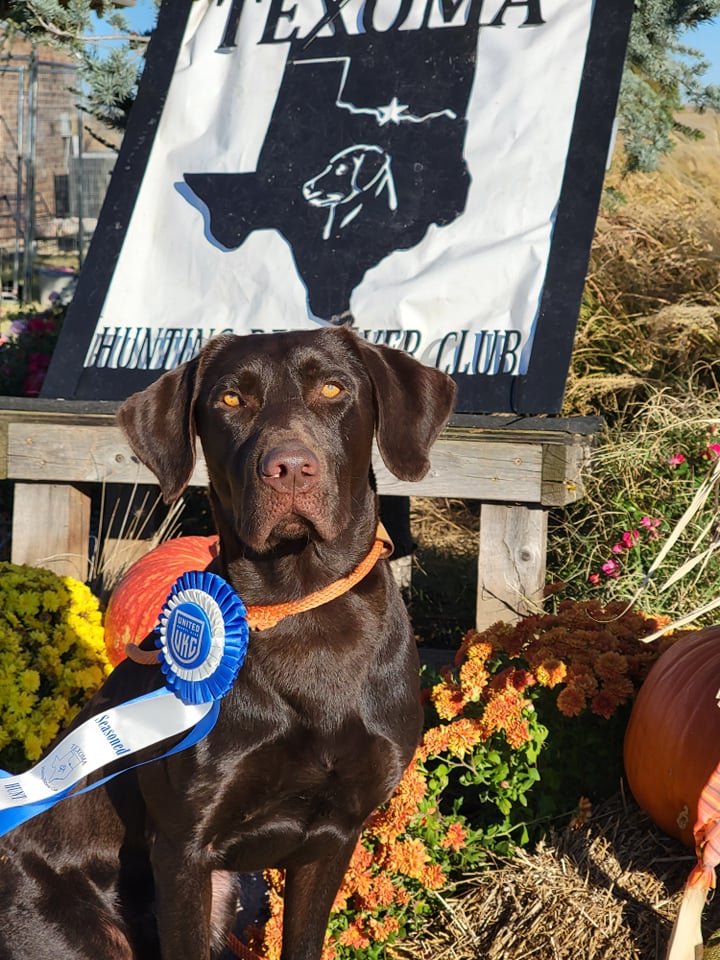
[302,146,393,209]
[118,328,455,553]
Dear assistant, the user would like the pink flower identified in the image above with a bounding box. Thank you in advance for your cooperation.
[611,543,624,554]
[667,453,686,467]
[27,316,55,335]
[706,444,720,460]
[601,559,621,577]
[622,530,640,549]
[640,517,661,539]
[588,573,601,586]
[23,354,50,397]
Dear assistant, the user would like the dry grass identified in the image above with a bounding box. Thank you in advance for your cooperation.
[409,497,479,647]
[565,110,720,422]
[394,794,717,960]
[399,120,720,959]
[548,385,720,620]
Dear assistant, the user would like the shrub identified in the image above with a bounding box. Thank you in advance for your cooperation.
[0,562,111,772]
[0,305,65,397]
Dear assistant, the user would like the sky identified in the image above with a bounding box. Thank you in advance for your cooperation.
[681,17,720,87]
[109,2,719,87]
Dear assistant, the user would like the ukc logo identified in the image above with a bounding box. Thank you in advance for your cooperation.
[166,604,212,670]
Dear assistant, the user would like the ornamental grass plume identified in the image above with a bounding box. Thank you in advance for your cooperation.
[0,563,111,772]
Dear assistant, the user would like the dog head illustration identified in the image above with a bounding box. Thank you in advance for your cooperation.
[302,144,397,239]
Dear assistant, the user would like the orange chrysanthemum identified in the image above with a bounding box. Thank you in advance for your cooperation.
[421,862,447,889]
[420,724,452,759]
[338,921,370,948]
[440,820,467,852]
[594,650,628,680]
[431,679,468,720]
[367,915,401,941]
[386,838,429,880]
[459,656,490,700]
[445,717,486,757]
[534,657,567,688]
[481,689,531,748]
[556,683,587,717]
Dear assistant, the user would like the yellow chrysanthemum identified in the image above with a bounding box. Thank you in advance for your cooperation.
[0,562,111,772]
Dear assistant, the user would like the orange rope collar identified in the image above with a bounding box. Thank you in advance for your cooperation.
[126,527,392,665]
[245,535,388,631]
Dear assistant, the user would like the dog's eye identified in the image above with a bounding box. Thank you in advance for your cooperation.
[221,391,242,408]
[320,383,343,399]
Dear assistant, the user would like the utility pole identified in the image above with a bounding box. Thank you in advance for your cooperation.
[21,47,38,302]
[12,65,25,298]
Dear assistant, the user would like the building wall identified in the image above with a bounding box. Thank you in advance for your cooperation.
[0,37,117,261]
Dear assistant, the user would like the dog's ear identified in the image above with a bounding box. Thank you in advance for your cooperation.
[354,338,456,481]
[117,359,199,504]
[355,150,384,191]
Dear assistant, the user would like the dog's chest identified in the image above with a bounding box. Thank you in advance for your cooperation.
[198,718,403,871]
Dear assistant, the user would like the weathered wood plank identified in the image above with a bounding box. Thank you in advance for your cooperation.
[372,438,543,499]
[476,503,548,629]
[6,423,547,503]
[0,407,595,631]
[11,483,91,581]
[541,437,592,507]
[6,423,209,487]
[0,399,603,436]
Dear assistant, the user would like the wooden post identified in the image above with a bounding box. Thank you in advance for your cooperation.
[476,503,548,630]
[11,482,91,581]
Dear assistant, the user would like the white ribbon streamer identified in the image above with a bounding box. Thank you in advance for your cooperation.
[0,690,211,810]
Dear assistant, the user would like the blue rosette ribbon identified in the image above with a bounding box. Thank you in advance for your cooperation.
[157,570,249,705]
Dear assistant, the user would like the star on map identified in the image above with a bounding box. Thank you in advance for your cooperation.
[377,97,410,125]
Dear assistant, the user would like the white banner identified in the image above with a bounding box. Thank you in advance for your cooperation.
[82,0,595,380]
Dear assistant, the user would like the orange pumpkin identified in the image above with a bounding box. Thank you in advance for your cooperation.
[623,624,720,848]
[103,535,219,665]
[626,628,720,960]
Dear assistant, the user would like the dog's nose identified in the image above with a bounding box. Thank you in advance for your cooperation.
[259,444,320,494]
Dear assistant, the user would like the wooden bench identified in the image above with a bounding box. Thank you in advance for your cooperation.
[0,398,601,629]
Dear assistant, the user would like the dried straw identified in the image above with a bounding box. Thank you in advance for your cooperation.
[393,794,720,960]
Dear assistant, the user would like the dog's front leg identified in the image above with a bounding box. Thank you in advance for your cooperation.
[281,836,358,960]
[151,832,214,959]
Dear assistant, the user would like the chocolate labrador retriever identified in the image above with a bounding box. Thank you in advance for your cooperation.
[0,327,455,960]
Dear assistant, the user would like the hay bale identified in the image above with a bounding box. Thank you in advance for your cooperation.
[394,795,720,960]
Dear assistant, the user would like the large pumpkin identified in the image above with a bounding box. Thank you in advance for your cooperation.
[626,628,720,960]
[104,535,219,665]
[623,624,720,847]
